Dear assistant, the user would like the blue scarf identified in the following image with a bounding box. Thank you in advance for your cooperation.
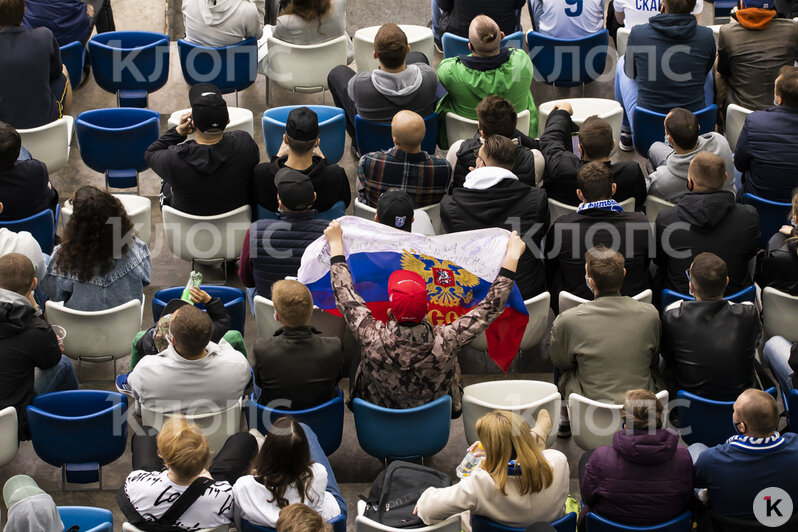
[727,432,785,453]
[577,199,624,213]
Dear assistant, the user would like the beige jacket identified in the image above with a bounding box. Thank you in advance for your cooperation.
[416,449,569,531]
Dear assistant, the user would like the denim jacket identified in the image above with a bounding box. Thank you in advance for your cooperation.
[41,238,151,311]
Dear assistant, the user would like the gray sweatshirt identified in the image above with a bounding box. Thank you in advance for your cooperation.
[347,63,438,122]
[648,132,735,203]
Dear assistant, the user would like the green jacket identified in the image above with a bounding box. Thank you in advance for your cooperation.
[435,48,538,149]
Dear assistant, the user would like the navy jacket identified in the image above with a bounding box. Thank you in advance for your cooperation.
[23,0,90,47]
[437,0,525,38]
[579,429,693,531]
[0,158,58,221]
[625,14,715,113]
[734,106,798,202]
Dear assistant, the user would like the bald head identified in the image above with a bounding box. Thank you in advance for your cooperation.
[734,389,779,438]
[468,15,502,56]
[0,253,35,296]
[391,111,426,152]
[687,151,727,192]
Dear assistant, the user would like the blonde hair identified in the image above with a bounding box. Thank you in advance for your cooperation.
[476,411,553,496]
[273,280,313,327]
[157,416,210,480]
[621,390,664,431]
[276,503,333,532]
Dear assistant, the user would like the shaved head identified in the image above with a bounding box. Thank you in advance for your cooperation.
[0,253,35,296]
[468,15,501,56]
[734,389,779,438]
[391,110,425,150]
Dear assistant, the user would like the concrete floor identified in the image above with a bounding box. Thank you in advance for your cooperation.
[0,0,653,529]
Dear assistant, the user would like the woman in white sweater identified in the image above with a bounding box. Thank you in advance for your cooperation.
[232,417,346,528]
[416,410,570,530]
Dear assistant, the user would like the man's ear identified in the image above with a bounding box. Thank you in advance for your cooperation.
[576,189,585,203]
[314,137,320,147]
[30,277,37,294]
[725,275,730,289]
[578,144,584,158]
[373,50,378,59]
[373,214,379,223]
[0,201,4,214]
[611,183,617,198]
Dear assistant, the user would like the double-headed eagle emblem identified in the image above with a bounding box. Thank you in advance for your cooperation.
[400,250,479,307]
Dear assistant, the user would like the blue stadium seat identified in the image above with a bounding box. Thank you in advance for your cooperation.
[352,395,451,461]
[355,113,438,155]
[471,513,577,532]
[677,388,777,447]
[60,41,85,90]
[27,390,128,488]
[262,105,346,163]
[152,285,247,335]
[633,105,717,156]
[660,285,756,311]
[178,38,258,105]
[0,205,59,255]
[585,511,692,531]
[245,389,344,456]
[525,29,609,87]
[58,506,113,532]
[75,108,160,192]
[88,31,170,107]
[782,388,798,433]
[742,193,792,250]
[441,30,524,59]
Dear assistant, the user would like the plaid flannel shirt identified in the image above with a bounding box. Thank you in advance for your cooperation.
[357,147,451,208]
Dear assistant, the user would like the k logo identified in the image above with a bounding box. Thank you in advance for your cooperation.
[753,487,793,527]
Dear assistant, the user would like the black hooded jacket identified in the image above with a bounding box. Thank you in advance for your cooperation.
[254,155,351,213]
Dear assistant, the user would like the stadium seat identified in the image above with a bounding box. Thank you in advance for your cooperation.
[356,514,461,532]
[152,285,246,334]
[45,298,143,381]
[75,108,161,193]
[584,511,692,531]
[168,107,254,138]
[445,109,530,147]
[244,389,344,456]
[615,27,630,55]
[161,205,251,281]
[714,0,736,18]
[352,198,442,234]
[355,24,434,70]
[62,194,151,244]
[17,115,74,173]
[471,513,578,532]
[242,514,346,532]
[677,388,777,446]
[140,399,242,454]
[355,113,439,155]
[352,395,451,461]
[762,287,798,342]
[569,390,669,450]
[741,193,792,250]
[27,390,128,488]
[177,38,258,105]
[263,35,348,106]
[462,380,561,447]
[660,285,756,311]
[440,30,524,60]
[0,206,59,255]
[548,196,634,223]
[537,99,622,149]
[645,195,675,227]
[782,389,798,433]
[0,406,18,467]
[558,289,652,315]
[262,105,345,163]
[253,295,347,342]
[467,291,552,357]
[526,29,609,87]
[58,506,113,532]
[632,105,717,156]
[725,103,753,151]
[88,31,170,107]
[60,41,85,90]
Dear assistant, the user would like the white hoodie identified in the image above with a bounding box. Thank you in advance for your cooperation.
[4,494,63,532]
[0,228,45,281]
[183,0,265,47]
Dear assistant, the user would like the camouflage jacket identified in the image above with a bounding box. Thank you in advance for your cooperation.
[330,256,516,414]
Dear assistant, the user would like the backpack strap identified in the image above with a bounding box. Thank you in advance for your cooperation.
[158,477,216,526]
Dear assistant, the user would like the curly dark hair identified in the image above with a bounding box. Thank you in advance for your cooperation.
[251,417,315,509]
[54,186,136,282]
[281,0,331,30]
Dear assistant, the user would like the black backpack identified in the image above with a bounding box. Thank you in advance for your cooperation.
[361,461,451,529]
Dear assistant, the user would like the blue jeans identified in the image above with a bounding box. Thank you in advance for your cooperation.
[764,336,794,396]
[34,354,79,395]
[615,56,715,134]
[300,422,347,516]
[431,0,443,42]
[688,442,709,464]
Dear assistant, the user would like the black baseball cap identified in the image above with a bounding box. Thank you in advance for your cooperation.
[189,83,229,133]
[275,168,315,211]
[285,107,319,141]
[376,190,414,232]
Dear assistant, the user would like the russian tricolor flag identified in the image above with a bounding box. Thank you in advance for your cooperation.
[298,217,529,372]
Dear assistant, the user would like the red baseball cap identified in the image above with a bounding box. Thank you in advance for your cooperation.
[388,270,428,323]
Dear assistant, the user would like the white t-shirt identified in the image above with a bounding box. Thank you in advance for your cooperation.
[530,0,605,39]
[232,463,342,528]
[614,0,703,29]
[122,470,234,531]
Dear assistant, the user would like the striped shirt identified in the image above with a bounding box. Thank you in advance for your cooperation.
[357,148,451,208]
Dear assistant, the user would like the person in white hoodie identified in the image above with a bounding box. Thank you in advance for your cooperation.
[0,227,45,282]
[647,107,735,203]
[3,475,63,532]
[232,417,346,528]
[182,0,265,47]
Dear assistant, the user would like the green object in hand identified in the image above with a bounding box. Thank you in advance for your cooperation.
[180,271,203,304]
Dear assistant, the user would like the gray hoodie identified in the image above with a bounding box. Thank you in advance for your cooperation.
[347,63,438,123]
[183,0,265,47]
[647,132,735,203]
[4,494,63,532]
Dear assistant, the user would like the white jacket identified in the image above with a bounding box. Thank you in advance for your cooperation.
[416,449,570,531]
[183,0,265,47]
[0,228,45,282]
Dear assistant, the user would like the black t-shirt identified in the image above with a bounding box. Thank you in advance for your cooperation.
[0,159,58,221]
